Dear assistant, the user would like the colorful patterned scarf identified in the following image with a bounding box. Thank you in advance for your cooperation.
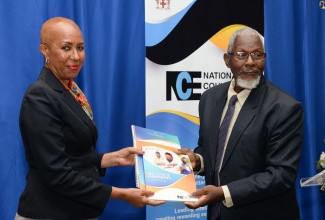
[61,79,94,121]
[51,69,94,122]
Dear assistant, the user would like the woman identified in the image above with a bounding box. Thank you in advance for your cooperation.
[16,17,164,220]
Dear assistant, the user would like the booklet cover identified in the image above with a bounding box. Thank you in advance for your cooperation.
[131,125,198,202]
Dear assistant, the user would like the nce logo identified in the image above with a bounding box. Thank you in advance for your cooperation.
[166,71,201,101]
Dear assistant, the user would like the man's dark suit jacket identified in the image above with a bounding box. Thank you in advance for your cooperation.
[195,76,303,220]
[17,67,111,220]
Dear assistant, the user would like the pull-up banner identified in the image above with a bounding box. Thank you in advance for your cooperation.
[145,0,264,219]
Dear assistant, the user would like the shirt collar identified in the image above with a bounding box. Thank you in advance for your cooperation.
[227,79,251,107]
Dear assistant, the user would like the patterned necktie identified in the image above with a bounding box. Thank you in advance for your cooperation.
[211,95,237,219]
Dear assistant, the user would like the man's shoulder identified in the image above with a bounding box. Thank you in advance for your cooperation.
[264,80,299,104]
[257,80,303,115]
[202,81,230,97]
[199,81,229,106]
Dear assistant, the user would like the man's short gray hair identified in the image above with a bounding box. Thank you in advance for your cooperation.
[227,27,264,52]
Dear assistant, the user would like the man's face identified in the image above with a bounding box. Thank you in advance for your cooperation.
[224,35,265,93]
[165,154,173,163]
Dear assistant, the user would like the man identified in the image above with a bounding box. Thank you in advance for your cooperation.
[165,152,177,166]
[154,151,166,166]
[179,156,193,175]
[177,27,303,220]
[164,152,179,173]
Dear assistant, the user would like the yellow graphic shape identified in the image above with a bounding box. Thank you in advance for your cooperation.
[210,24,248,51]
[147,110,199,125]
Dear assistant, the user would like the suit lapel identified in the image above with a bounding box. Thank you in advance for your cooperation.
[60,90,98,141]
[209,91,227,169]
[220,80,264,170]
[40,67,98,142]
[221,100,256,169]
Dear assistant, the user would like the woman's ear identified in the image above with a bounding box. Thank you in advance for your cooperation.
[39,44,48,58]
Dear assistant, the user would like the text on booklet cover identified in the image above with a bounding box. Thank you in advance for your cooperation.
[131,125,198,202]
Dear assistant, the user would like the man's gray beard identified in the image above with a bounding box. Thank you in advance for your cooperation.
[236,75,261,90]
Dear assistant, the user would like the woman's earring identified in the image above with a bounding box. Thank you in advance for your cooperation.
[46,58,50,64]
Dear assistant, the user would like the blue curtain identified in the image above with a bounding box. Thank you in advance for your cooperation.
[264,1,325,219]
[0,0,324,219]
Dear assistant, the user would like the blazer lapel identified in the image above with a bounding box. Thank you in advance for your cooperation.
[40,67,98,142]
[61,90,98,141]
[221,79,264,170]
[209,92,227,169]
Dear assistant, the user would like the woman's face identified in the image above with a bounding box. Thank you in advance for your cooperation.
[41,22,85,85]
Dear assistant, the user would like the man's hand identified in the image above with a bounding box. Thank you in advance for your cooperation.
[174,148,201,171]
[183,185,225,209]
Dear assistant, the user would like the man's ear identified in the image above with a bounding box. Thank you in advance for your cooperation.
[223,53,230,68]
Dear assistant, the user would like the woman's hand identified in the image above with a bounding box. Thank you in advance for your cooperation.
[101,147,144,168]
[110,187,165,208]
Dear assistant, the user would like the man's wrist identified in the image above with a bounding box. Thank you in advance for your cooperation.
[221,185,234,208]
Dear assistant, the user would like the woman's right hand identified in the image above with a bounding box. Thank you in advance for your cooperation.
[110,187,165,208]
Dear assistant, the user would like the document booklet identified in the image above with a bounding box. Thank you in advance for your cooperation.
[131,125,198,202]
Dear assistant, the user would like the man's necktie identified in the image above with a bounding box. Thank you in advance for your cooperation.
[211,95,237,219]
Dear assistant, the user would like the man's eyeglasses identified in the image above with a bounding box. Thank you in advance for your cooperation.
[227,52,266,62]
